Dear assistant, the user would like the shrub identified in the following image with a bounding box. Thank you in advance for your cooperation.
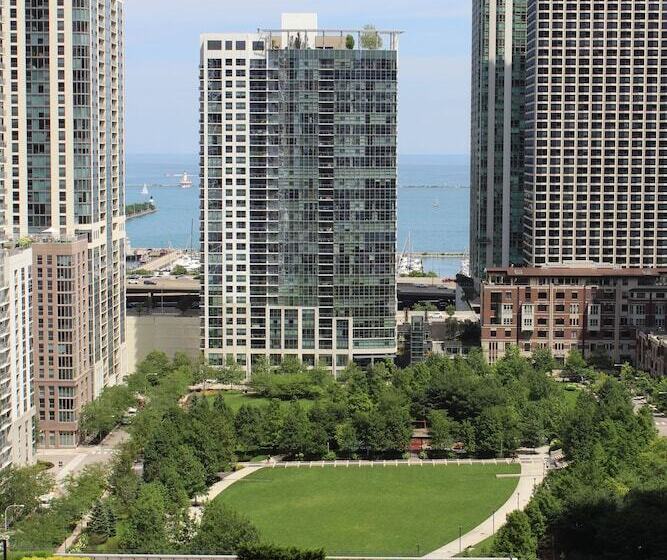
[237,543,325,560]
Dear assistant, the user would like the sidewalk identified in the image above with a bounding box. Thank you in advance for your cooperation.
[189,466,262,519]
[422,451,549,558]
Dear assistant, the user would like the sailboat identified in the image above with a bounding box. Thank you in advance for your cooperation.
[180,172,193,189]
[141,183,149,196]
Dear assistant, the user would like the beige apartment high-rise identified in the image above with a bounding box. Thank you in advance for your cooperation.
[0,0,127,447]
[523,1,667,267]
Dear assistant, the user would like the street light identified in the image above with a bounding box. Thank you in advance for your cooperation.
[2,504,24,560]
[3,504,24,533]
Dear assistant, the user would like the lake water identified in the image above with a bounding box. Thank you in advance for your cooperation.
[126,153,470,277]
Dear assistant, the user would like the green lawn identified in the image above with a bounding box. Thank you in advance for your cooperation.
[207,390,315,412]
[562,386,581,410]
[215,464,520,557]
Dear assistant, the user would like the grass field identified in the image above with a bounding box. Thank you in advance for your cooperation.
[215,463,520,557]
[206,390,314,412]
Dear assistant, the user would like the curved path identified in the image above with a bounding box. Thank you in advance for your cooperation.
[188,466,262,520]
[422,451,549,558]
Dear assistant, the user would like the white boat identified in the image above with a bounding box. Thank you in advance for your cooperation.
[141,183,149,195]
[459,253,470,277]
[180,172,193,189]
[432,199,440,208]
[397,254,423,276]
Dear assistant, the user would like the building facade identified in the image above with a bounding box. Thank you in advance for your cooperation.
[0,0,127,446]
[0,247,34,467]
[200,14,399,375]
[636,331,667,377]
[480,266,667,364]
[32,239,90,447]
[470,0,527,280]
[523,1,667,267]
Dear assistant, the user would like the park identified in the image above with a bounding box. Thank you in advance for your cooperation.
[214,463,520,557]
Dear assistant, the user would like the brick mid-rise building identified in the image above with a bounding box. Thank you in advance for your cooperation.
[33,239,90,448]
[481,266,667,364]
[636,331,667,377]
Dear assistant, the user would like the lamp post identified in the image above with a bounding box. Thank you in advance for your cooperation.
[459,525,462,553]
[2,504,24,560]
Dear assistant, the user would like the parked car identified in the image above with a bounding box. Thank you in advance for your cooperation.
[143,279,157,285]
[128,279,139,284]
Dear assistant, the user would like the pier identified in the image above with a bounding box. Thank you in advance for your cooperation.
[411,251,468,260]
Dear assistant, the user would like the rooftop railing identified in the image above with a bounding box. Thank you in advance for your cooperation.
[257,28,402,51]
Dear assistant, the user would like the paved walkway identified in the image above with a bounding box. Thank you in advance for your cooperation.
[422,450,550,559]
[189,466,262,520]
[36,429,129,487]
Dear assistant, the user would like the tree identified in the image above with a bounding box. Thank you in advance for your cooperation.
[190,501,259,554]
[564,349,587,378]
[335,422,359,457]
[0,464,54,518]
[236,404,265,454]
[171,264,187,276]
[280,402,312,456]
[589,346,613,370]
[218,356,246,384]
[345,34,355,49]
[428,410,456,451]
[87,499,116,542]
[492,510,537,559]
[174,445,207,497]
[475,405,520,457]
[79,384,135,441]
[118,482,170,553]
[532,347,556,374]
[360,25,382,49]
[445,304,456,317]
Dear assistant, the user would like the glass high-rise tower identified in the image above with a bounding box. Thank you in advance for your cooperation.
[200,14,399,375]
[0,0,126,446]
[470,0,527,281]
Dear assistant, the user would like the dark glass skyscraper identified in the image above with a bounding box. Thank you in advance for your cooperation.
[200,14,399,375]
[470,0,527,281]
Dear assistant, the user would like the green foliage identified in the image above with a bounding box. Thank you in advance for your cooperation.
[190,501,259,554]
[564,348,587,378]
[87,499,116,541]
[251,362,329,401]
[171,264,187,275]
[334,421,359,457]
[360,25,382,49]
[345,34,354,49]
[217,356,246,384]
[17,236,33,249]
[11,465,106,550]
[413,302,437,311]
[492,510,537,559]
[0,464,54,521]
[131,268,152,276]
[531,347,556,374]
[118,482,169,553]
[237,543,325,560]
[79,384,135,442]
[405,270,438,278]
[126,201,155,216]
[428,410,456,451]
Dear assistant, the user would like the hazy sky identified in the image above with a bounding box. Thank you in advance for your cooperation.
[125,0,471,156]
